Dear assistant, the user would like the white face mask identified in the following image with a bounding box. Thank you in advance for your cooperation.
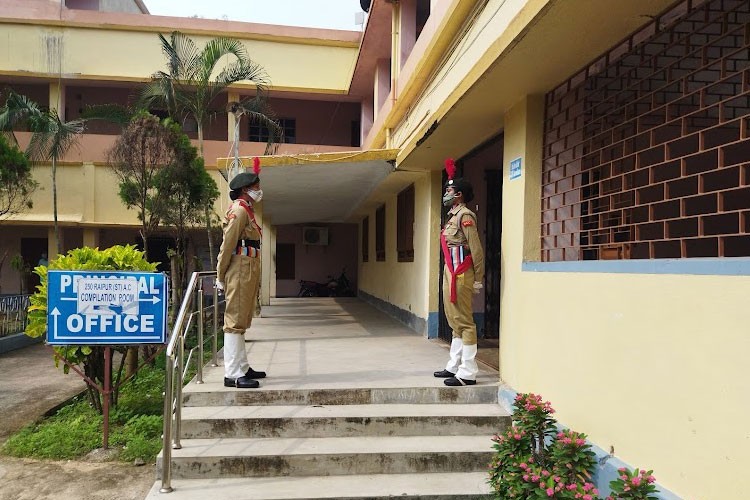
[248,189,263,202]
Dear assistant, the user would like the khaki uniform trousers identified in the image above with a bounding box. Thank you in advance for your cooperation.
[223,254,261,379]
[442,265,477,345]
[224,254,261,334]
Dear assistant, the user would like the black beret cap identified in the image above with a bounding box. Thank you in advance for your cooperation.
[229,172,259,190]
[445,177,474,203]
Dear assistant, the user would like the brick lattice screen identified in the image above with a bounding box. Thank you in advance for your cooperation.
[542,0,750,261]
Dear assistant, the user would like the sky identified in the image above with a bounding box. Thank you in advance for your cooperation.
[143,0,366,31]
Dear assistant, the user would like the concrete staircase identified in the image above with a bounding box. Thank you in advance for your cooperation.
[145,298,509,499]
[148,384,508,499]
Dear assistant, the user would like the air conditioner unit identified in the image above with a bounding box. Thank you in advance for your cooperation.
[303,227,329,245]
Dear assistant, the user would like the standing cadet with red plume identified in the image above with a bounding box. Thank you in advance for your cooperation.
[433,158,485,386]
[216,157,267,388]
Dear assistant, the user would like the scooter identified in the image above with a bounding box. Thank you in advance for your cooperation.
[297,279,331,297]
[326,268,355,297]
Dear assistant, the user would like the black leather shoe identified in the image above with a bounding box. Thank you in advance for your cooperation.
[224,376,260,389]
[245,367,267,379]
[444,376,476,386]
[433,369,455,378]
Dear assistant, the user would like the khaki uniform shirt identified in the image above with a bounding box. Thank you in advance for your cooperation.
[443,203,485,284]
[216,199,261,283]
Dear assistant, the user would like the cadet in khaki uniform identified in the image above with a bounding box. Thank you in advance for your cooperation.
[434,171,485,386]
[216,170,267,389]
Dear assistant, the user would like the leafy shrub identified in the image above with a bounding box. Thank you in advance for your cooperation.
[606,468,659,500]
[489,393,658,499]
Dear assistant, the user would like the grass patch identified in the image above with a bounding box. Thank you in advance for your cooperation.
[2,359,165,463]
[2,322,223,464]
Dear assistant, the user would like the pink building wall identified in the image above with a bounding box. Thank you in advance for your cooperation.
[275,223,358,297]
[239,97,360,147]
[66,85,133,134]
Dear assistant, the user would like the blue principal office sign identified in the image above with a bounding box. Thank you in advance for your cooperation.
[47,270,168,345]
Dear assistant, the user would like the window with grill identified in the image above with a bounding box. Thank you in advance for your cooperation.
[542,0,750,261]
[376,205,386,262]
[249,118,296,144]
[397,184,415,262]
[362,216,369,262]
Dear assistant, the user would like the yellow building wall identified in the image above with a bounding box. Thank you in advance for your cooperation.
[17,161,231,232]
[500,97,750,500]
[358,171,441,326]
[0,23,357,92]
[389,0,541,152]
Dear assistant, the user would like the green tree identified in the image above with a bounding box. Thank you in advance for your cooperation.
[141,31,280,266]
[106,113,178,258]
[141,31,277,157]
[159,119,219,308]
[0,133,37,220]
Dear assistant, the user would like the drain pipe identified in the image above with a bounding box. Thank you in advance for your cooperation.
[387,0,400,149]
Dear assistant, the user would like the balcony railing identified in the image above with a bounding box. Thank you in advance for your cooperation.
[0,294,31,338]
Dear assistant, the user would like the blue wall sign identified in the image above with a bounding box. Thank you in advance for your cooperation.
[47,271,168,345]
[510,157,522,180]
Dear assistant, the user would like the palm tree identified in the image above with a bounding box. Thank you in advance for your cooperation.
[26,111,86,255]
[141,31,279,158]
[141,31,280,264]
[0,91,44,146]
[0,91,86,254]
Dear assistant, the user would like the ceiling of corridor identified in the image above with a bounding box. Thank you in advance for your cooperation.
[223,151,398,226]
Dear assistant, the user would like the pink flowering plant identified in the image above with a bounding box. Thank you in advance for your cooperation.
[488,426,533,497]
[549,429,597,485]
[512,393,557,463]
[489,393,598,499]
[606,468,658,500]
[489,393,659,500]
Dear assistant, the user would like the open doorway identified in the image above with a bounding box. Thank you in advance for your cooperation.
[20,238,47,294]
[437,135,503,369]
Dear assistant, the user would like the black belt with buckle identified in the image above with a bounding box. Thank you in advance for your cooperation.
[237,239,261,249]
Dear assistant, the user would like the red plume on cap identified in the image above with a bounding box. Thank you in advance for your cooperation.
[253,157,261,176]
[444,158,456,180]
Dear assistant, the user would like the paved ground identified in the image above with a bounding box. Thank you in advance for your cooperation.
[0,342,86,441]
[185,297,499,394]
[0,342,154,500]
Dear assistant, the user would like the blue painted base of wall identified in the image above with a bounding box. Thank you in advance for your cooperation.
[0,332,41,354]
[358,290,427,335]
[497,387,683,500]
[427,312,439,338]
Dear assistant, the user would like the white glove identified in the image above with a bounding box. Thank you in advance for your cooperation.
[215,280,225,292]
[472,281,483,294]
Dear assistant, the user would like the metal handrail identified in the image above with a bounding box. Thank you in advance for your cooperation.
[160,271,223,494]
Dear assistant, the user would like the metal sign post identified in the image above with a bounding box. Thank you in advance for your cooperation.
[46,270,168,448]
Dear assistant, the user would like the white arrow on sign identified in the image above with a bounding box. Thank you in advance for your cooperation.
[139,296,161,304]
[50,307,61,337]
